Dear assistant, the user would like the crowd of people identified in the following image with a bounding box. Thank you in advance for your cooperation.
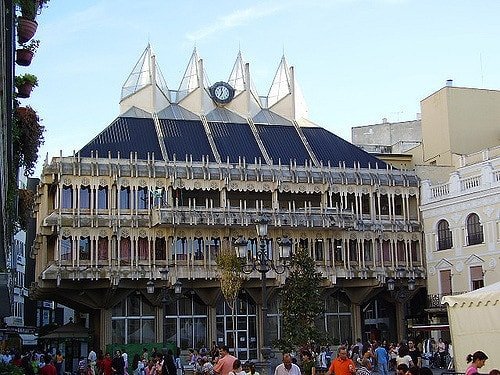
[1,340,498,375]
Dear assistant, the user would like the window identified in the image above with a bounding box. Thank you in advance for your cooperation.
[363,240,372,262]
[470,266,484,290]
[396,240,406,264]
[79,186,91,209]
[155,238,166,260]
[168,293,208,351]
[333,239,343,263]
[98,186,108,209]
[61,186,73,209]
[98,237,108,260]
[314,239,324,261]
[466,213,484,245]
[60,237,72,261]
[79,237,90,260]
[111,295,155,344]
[120,187,131,209]
[192,238,204,260]
[437,220,453,250]
[138,237,149,260]
[440,270,452,295]
[175,238,187,260]
[137,187,148,209]
[323,292,352,343]
[120,238,131,263]
[349,240,358,263]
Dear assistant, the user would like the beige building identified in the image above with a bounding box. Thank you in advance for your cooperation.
[352,84,500,343]
[32,45,423,356]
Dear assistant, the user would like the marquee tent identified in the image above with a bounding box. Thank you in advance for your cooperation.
[442,281,500,373]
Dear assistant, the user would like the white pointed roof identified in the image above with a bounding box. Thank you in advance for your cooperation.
[120,44,169,101]
[228,51,260,100]
[267,55,291,107]
[177,48,211,102]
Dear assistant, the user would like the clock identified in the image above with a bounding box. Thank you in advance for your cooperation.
[209,81,235,105]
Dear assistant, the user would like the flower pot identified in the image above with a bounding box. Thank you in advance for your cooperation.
[17,17,38,44]
[16,48,34,66]
[17,82,34,98]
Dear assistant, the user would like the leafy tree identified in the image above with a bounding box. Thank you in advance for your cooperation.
[277,245,325,352]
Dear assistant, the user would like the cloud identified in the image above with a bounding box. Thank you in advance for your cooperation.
[186,4,285,41]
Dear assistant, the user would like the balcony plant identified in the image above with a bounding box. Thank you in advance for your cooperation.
[16,39,40,66]
[15,0,49,43]
[15,0,50,20]
[17,188,35,231]
[15,73,38,98]
[12,106,45,176]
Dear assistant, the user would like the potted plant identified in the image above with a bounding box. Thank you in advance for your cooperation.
[12,106,45,176]
[16,39,39,66]
[15,0,49,43]
[15,73,38,98]
[15,0,50,20]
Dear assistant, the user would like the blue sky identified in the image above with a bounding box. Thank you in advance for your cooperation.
[23,0,500,175]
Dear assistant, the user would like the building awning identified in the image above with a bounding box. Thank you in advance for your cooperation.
[408,324,449,331]
[19,333,38,346]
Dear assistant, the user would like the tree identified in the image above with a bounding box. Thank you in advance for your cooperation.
[216,239,243,350]
[278,245,326,352]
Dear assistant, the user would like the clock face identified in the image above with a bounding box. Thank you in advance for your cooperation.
[214,85,230,101]
[210,82,235,105]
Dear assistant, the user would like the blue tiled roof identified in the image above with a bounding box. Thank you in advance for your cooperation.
[79,117,162,159]
[255,124,311,164]
[159,119,215,161]
[209,122,264,163]
[302,127,387,168]
[79,114,386,168]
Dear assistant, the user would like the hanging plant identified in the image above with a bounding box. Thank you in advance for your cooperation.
[13,106,45,176]
[216,241,243,311]
[15,73,38,98]
[16,39,40,66]
[15,0,50,20]
[18,188,35,231]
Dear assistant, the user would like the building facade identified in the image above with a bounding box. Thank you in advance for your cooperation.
[32,46,423,356]
[352,83,500,341]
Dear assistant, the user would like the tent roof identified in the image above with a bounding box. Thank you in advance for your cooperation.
[442,281,500,307]
[39,322,89,339]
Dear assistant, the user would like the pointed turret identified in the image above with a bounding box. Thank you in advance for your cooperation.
[119,44,170,115]
[267,55,309,122]
[225,51,261,117]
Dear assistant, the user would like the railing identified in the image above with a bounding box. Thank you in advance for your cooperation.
[460,175,481,191]
[427,291,468,308]
[430,183,449,198]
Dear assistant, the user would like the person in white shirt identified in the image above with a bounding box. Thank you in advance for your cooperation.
[88,349,97,375]
[274,354,301,375]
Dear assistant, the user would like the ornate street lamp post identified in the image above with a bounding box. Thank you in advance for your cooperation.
[159,267,169,346]
[235,215,292,359]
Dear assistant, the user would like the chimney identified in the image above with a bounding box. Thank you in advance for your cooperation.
[382,118,388,124]
[446,79,453,87]
[416,113,421,120]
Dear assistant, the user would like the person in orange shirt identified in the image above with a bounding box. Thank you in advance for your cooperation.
[213,346,237,375]
[326,347,356,375]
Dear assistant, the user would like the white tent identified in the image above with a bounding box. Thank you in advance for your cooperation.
[442,281,500,373]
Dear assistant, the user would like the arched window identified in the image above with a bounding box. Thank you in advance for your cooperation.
[437,220,453,250]
[466,213,483,245]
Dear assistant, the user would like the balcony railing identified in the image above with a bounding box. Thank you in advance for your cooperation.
[427,291,467,308]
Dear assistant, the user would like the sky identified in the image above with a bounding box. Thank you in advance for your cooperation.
[22,0,500,176]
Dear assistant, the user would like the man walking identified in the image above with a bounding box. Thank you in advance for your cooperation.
[326,347,356,375]
[374,342,389,375]
[274,353,301,375]
[213,346,237,375]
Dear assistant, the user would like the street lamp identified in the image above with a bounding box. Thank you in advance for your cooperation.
[234,215,291,359]
[146,280,155,294]
[159,267,169,345]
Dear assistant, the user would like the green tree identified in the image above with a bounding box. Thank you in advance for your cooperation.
[278,245,325,352]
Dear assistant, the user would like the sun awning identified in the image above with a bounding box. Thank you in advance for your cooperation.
[408,324,449,331]
[19,333,38,346]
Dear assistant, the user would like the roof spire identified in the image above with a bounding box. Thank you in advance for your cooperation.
[120,44,169,101]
